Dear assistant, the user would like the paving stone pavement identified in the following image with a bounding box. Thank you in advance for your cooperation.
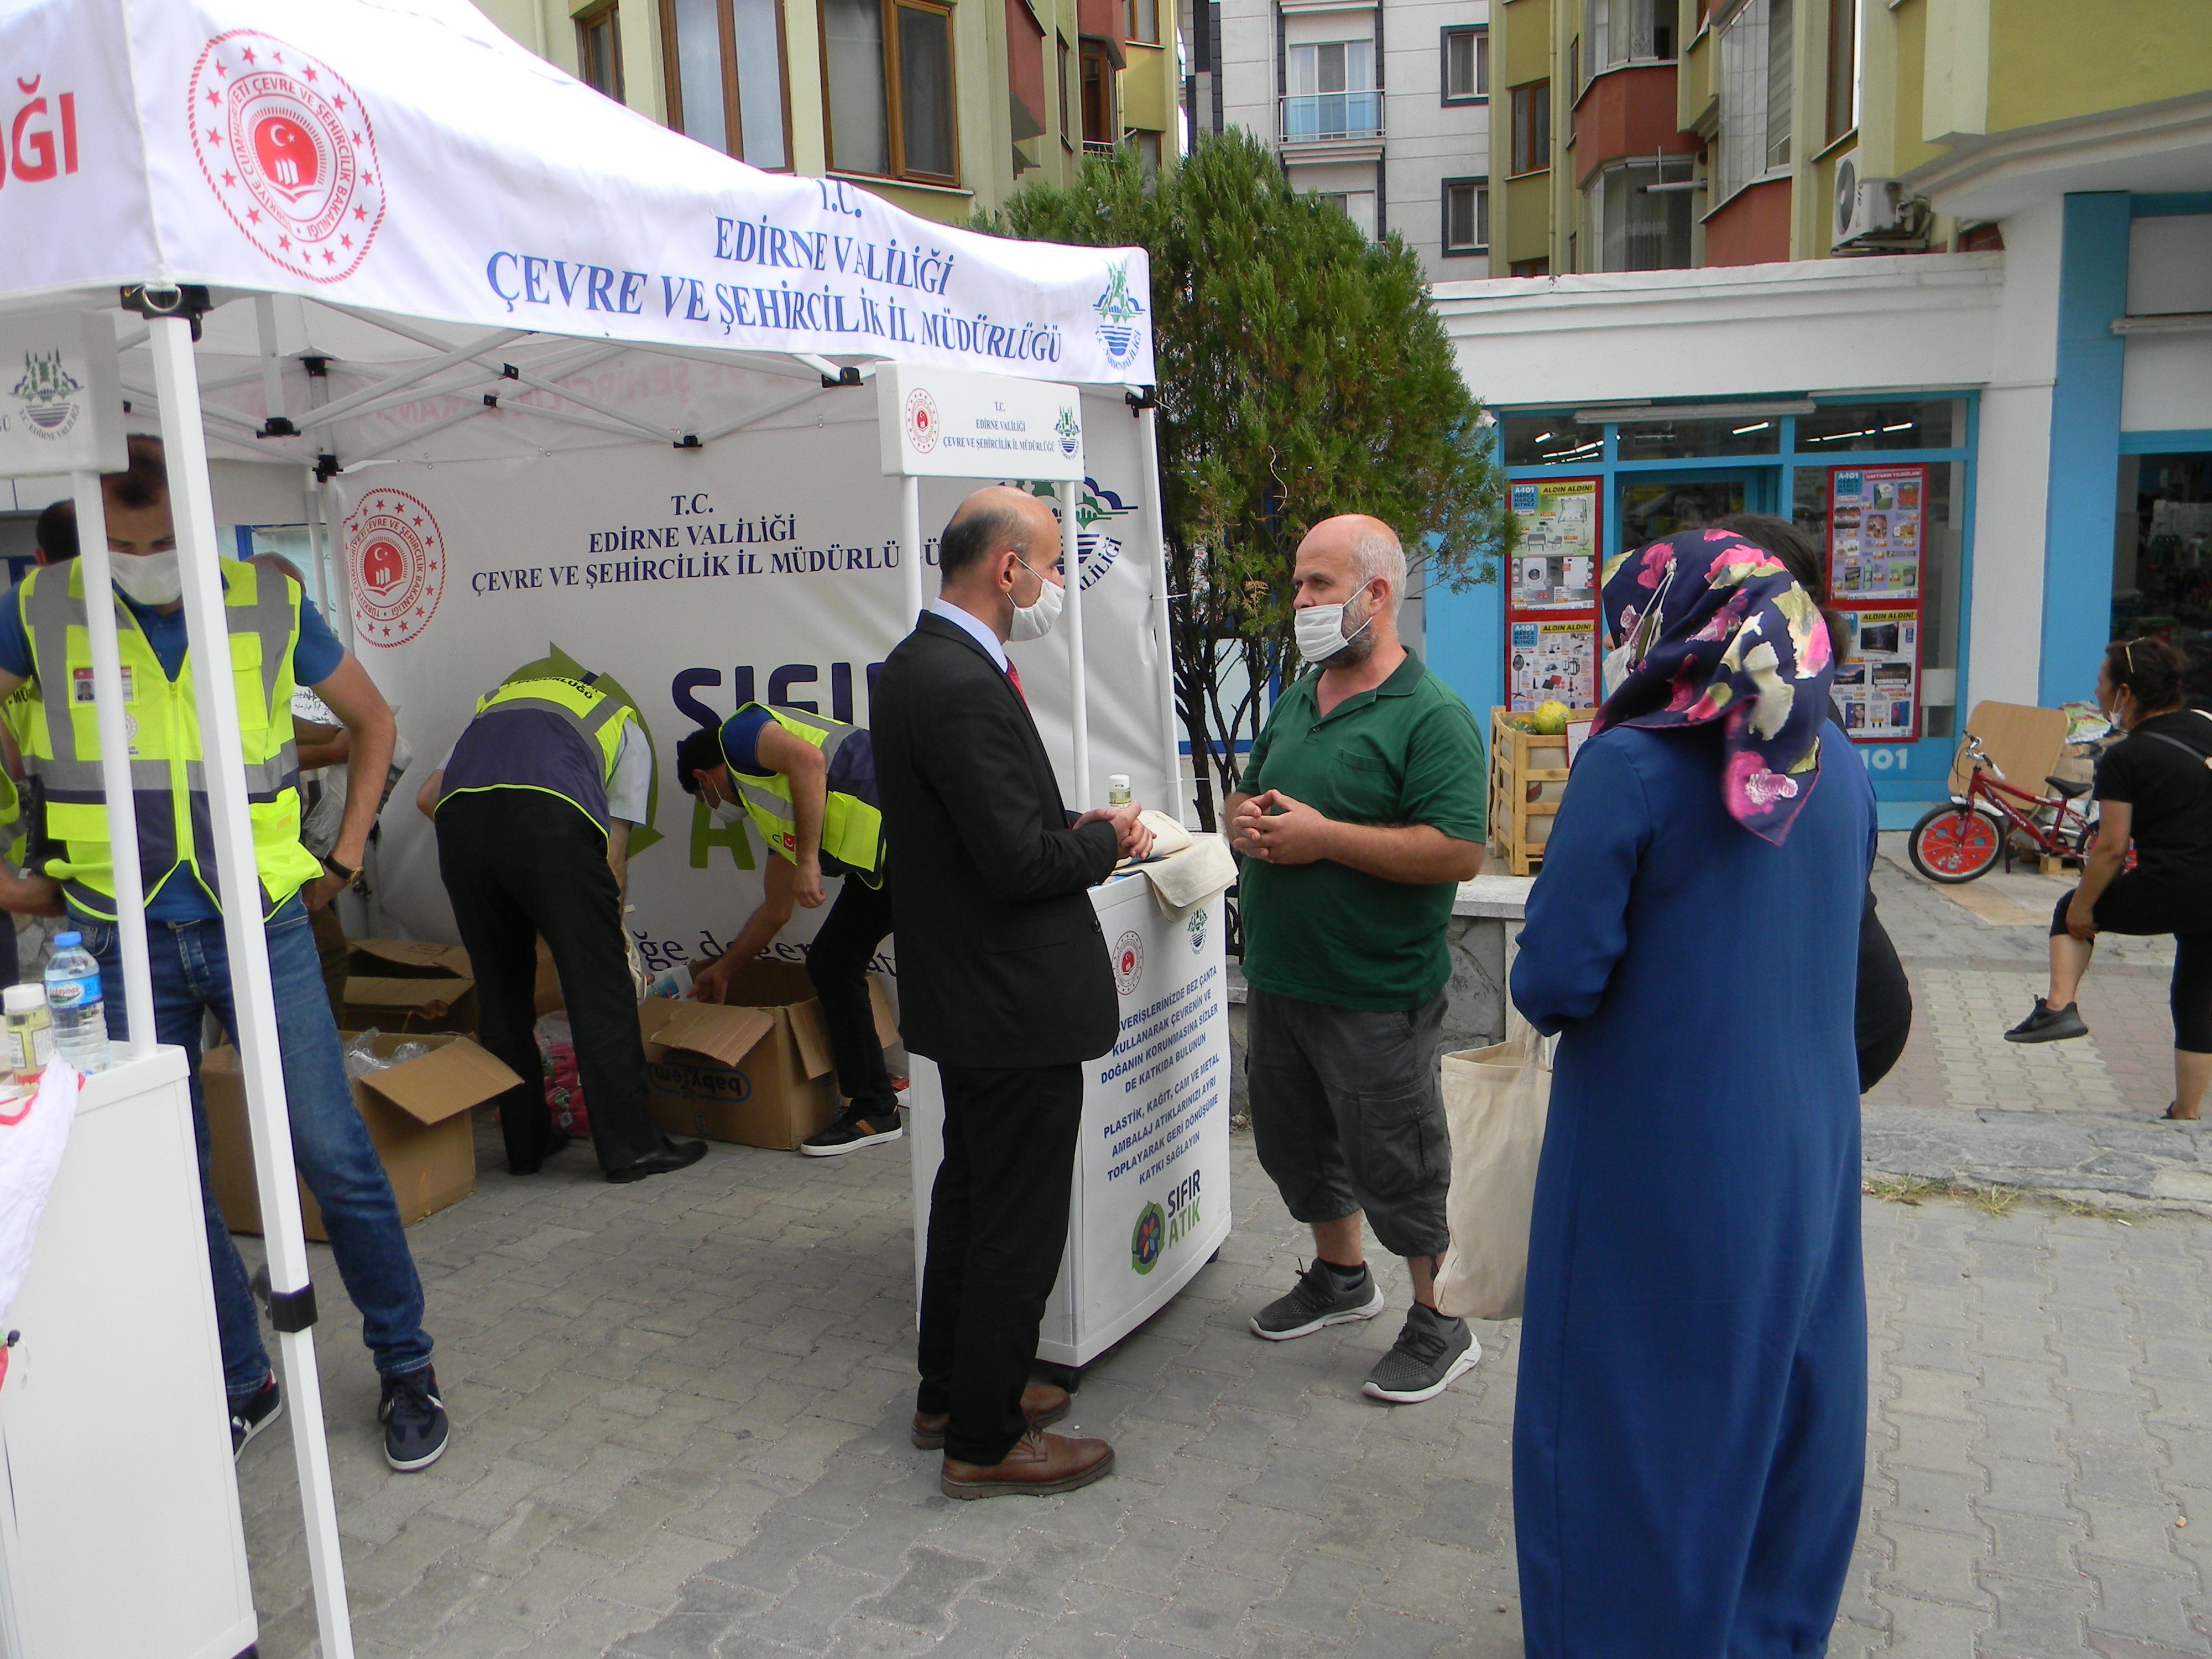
[215,852,2212,1657]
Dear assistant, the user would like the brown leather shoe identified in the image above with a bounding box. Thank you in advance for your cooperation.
[910,1383,1070,1450]
[941,1430,1113,1499]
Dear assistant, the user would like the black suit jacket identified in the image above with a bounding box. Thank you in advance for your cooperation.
[875,610,1120,1068]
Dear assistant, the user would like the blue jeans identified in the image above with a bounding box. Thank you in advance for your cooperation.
[81,897,432,1396]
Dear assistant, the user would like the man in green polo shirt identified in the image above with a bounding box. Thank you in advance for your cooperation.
[1227,513,1488,1405]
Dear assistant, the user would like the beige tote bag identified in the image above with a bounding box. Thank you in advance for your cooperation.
[1433,1012,1554,1323]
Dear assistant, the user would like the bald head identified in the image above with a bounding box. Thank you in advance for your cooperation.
[935,484,1065,644]
[1300,514,1406,614]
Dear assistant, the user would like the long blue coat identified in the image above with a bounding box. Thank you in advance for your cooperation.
[1509,723,1874,1657]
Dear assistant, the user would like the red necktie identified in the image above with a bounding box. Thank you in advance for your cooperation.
[1005,661,1027,707]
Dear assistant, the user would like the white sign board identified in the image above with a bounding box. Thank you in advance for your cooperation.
[877,362,1086,482]
[0,312,123,479]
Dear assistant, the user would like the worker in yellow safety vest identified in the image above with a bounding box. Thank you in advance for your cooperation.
[0,435,451,1475]
[417,671,707,1186]
[677,702,901,1156]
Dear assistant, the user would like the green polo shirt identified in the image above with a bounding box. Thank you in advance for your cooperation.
[1238,651,1486,1011]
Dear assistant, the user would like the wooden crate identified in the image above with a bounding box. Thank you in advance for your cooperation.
[1489,707,1599,877]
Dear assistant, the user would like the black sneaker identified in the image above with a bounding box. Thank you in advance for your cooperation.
[1250,1259,1386,1341]
[801,1105,904,1157]
[229,1375,283,1459]
[1361,1304,1480,1404]
[2004,998,2089,1044]
[379,1366,449,1472]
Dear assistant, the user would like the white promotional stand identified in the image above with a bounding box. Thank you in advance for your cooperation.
[906,874,1232,1374]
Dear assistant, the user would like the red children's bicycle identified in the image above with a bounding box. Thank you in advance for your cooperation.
[1907,732,2110,884]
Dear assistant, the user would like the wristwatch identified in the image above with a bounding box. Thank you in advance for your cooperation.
[321,854,360,886]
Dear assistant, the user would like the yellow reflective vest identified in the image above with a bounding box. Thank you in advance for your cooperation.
[435,675,635,836]
[727,703,884,883]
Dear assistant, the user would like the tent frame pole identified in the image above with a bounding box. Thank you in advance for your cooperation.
[1059,478,1090,811]
[1135,406,1181,823]
[900,476,924,634]
[148,315,357,1659]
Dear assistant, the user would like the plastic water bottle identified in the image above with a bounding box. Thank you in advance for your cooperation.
[44,932,110,1073]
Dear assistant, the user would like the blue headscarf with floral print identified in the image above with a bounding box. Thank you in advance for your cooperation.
[1591,527,1837,844]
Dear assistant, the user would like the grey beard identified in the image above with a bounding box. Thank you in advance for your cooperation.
[1318,597,1376,669]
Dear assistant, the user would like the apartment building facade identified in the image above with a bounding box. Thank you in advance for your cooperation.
[1205,0,1495,279]
[473,0,1181,226]
[1422,1,2212,826]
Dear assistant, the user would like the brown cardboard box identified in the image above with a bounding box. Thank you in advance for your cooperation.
[637,960,898,1150]
[347,937,473,978]
[341,938,478,1034]
[202,1032,521,1239]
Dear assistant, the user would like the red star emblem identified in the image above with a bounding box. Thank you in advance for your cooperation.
[340,233,352,248]
[412,516,422,526]
[333,95,346,110]
[304,66,317,81]
[205,88,220,105]
[278,234,291,249]
[361,171,374,186]
[216,59,228,76]
[206,128,220,145]
[241,46,256,63]
[246,208,262,223]
[353,205,367,220]
[272,50,284,62]
[350,131,362,145]
[221,171,236,186]
[322,248,336,264]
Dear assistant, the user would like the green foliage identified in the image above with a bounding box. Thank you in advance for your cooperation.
[974,130,1513,823]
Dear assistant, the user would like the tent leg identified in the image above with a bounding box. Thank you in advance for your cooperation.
[1060,479,1090,811]
[147,316,357,1659]
[900,474,923,634]
[67,472,156,1050]
[1135,407,1181,824]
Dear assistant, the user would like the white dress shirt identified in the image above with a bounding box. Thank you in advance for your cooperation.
[928,597,1008,673]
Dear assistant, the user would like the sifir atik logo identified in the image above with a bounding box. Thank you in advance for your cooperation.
[1130,1169,1203,1275]
[347,489,446,646]
[189,30,386,283]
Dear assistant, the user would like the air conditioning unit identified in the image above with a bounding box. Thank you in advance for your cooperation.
[1832,152,1906,247]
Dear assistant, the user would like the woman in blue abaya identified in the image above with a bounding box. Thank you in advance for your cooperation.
[1510,528,1874,1657]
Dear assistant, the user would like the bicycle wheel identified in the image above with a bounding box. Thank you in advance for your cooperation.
[1909,804,2004,883]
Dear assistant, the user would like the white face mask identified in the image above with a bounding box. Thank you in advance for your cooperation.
[1600,639,1635,700]
[709,793,747,827]
[1295,598,1373,666]
[1009,560,1064,643]
[111,548,183,607]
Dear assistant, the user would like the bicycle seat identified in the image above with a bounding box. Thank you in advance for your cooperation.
[2046,775,2090,800]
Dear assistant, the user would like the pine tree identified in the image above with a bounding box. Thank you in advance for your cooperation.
[977,130,1514,828]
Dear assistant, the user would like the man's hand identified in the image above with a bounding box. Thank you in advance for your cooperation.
[1077,802,1154,860]
[1225,794,1269,857]
[1235,790,1335,865]
[302,870,349,914]
[692,952,737,1004]
[0,868,64,917]
[792,858,827,909]
[2066,897,2099,942]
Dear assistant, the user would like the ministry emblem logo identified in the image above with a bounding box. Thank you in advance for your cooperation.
[1092,264,1146,371]
[347,490,447,648]
[13,349,82,441]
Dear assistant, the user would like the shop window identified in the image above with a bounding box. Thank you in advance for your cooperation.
[1714,0,1791,204]
[823,0,956,182]
[1081,40,1117,152]
[1126,0,1159,44]
[1501,414,1603,467]
[1587,0,1675,74]
[1285,40,1380,140]
[1584,157,1693,272]
[2114,453,2212,645]
[1613,413,1781,461]
[1797,399,1962,451]
[663,0,789,168]
[1510,81,1551,175]
[1442,26,1489,104]
[577,4,625,101]
[1442,177,1489,255]
[1824,0,1858,146]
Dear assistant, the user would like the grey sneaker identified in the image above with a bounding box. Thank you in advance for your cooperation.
[1250,1260,1386,1342]
[1362,1304,1480,1403]
[2004,998,2088,1044]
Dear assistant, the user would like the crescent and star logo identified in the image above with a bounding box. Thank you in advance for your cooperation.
[904,387,941,455]
[346,489,446,647]
[188,30,386,283]
[1113,930,1145,997]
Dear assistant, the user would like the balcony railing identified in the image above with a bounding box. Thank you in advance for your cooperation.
[1084,139,1122,158]
[1280,90,1383,143]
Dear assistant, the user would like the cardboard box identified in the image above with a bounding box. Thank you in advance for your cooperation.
[341,937,478,1034]
[347,937,473,979]
[637,960,897,1150]
[202,1032,522,1239]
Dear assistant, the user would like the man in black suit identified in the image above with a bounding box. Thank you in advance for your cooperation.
[874,484,1153,1499]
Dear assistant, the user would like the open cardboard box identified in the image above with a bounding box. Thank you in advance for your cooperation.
[201,1031,521,1240]
[341,937,478,1034]
[637,959,897,1150]
[347,937,473,979]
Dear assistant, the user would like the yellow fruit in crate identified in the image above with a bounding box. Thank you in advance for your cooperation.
[1532,700,1571,735]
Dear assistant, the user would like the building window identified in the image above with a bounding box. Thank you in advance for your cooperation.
[1442,176,1489,253]
[662,0,789,167]
[1317,190,1378,240]
[1825,0,1858,145]
[1587,0,1674,75]
[822,0,957,182]
[1509,80,1550,175]
[1584,156,1693,270]
[1080,40,1117,151]
[1510,257,1551,276]
[1441,25,1488,103]
[1058,32,1073,149]
[1715,0,1791,204]
[1006,0,1047,168]
[1284,40,1380,140]
[1127,0,1159,45]
[1126,128,1162,175]
[577,4,625,100]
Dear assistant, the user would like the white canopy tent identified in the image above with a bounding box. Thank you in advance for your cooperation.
[0,2,1168,1653]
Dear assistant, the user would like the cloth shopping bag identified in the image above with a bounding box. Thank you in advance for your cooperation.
[1433,1013,1553,1323]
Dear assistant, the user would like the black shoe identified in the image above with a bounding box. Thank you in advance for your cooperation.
[606,1138,708,1184]
[379,1366,449,1472]
[801,1104,904,1157]
[230,1375,282,1459]
[1361,1305,1480,1404]
[508,1126,571,1177]
[2004,998,2088,1044]
[1250,1259,1386,1341]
